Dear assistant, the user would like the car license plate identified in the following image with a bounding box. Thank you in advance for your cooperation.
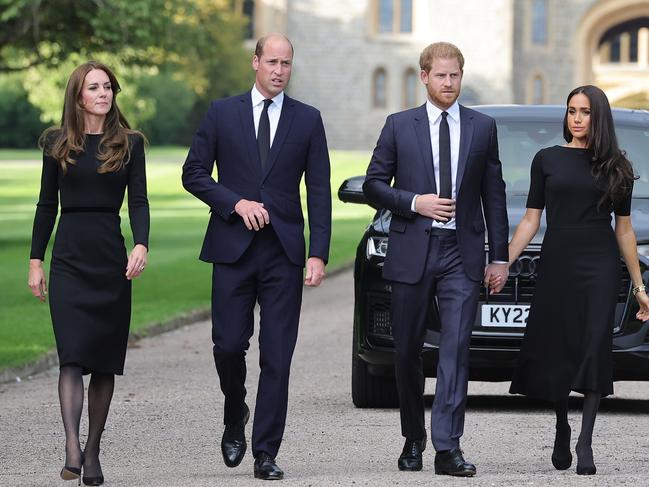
[481,304,529,327]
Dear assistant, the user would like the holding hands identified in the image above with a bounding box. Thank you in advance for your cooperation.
[635,290,649,322]
[484,263,509,295]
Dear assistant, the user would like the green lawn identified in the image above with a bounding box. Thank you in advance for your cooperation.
[0,148,374,370]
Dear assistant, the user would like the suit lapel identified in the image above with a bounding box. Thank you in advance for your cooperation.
[262,95,296,180]
[238,92,264,176]
[456,105,474,195]
[413,104,437,193]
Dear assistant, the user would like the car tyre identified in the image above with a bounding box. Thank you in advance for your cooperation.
[351,348,400,408]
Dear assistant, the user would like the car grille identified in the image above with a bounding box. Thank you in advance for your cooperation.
[367,294,392,337]
[481,251,631,304]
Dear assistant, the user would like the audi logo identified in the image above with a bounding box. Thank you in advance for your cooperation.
[509,255,540,278]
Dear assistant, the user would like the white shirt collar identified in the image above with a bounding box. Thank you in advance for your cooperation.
[251,84,284,110]
[426,99,460,124]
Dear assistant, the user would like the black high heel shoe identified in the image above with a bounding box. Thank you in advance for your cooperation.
[575,441,596,475]
[551,424,572,470]
[82,453,104,486]
[82,474,104,486]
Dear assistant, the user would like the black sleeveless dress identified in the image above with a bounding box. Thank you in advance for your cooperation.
[509,145,631,400]
[30,133,149,375]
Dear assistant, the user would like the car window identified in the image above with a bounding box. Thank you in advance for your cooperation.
[497,120,649,197]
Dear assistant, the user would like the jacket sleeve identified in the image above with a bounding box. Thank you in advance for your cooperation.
[362,115,417,219]
[181,101,242,222]
[481,119,509,263]
[304,113,332,263]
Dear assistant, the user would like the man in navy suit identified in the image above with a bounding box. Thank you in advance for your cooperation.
[363,42,509,477]
[182,33,331,480]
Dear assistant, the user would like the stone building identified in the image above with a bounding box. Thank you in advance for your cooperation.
[235,0,649,149]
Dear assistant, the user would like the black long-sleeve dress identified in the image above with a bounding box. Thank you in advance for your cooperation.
[30,133,149,375]
[509,145,631,400]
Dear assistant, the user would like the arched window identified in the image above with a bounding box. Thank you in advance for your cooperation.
[599,18,649,64]
[403,68,418,108]
[531,0,548,45]
[373,68,387,108]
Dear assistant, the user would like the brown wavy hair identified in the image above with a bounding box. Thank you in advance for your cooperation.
[563,85,636,208]
[39,61,143,173]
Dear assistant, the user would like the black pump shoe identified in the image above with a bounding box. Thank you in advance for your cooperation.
[551,425,572,470]
[82,474,104,486]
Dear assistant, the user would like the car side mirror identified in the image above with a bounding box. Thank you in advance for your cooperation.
[338,175,368,204]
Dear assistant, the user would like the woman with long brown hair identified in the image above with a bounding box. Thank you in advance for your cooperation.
[27,61,149,485]
[491,85,649,475]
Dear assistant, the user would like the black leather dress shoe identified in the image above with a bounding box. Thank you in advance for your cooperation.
[434,449,476,477]
[221,404,250,468]
[254,453,284,480]
[398,438,426,471]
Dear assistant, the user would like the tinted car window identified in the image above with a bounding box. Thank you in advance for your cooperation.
[496,121,649,197]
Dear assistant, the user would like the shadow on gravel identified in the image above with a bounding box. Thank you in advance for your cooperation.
[422,394,649,414]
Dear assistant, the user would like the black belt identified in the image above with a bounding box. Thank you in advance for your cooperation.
[426,227,456,237]
[61,207,119,214]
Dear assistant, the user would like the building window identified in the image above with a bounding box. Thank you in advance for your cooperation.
[232,0,255,39]
[373,68,387,108]
[531,0,548,45]
[532,75,544,104]
[378,0,393,33]
[400,0,413,33]
[376,0,413,34]
[403,68,418,108]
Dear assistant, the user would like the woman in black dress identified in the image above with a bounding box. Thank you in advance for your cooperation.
[27,61,149,485]
[492,85,649,475]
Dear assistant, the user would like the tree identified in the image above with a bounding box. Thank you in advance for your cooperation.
[0,0,174,72]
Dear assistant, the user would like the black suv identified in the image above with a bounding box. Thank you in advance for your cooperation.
[339,105,649,408]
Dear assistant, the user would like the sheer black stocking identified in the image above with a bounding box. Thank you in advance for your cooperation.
[551,396,572,469]
[58,365,84,470]
[82,373,115,479]
[576,391,600,474]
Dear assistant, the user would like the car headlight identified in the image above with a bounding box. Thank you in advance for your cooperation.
[366,236,388,259]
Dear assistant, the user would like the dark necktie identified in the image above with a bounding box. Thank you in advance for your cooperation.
[257,98,273,168]
[438,111,452,199]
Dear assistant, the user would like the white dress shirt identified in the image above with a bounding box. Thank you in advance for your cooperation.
[411,99,461,230]
[251,84,284,146]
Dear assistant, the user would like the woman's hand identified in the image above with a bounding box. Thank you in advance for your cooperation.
[126,244,148,280]
[635,291,649,322]
[28,259,48,302]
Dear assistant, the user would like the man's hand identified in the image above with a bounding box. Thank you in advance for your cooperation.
[415,193,455,221]
[304,257,326,287]
[484,263,509,294]
[234,199,270,231]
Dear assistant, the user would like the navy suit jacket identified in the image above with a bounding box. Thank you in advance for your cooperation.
[182,91,331,267]
[363,104,508,283]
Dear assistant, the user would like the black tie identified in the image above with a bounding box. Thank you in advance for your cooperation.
[438,111,452,199]
[257,98,273,167]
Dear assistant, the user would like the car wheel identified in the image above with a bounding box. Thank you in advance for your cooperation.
[351,348,399,408]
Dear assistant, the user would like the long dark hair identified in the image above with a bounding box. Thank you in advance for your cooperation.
[563,85,635,208]
[39,61,142,173]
